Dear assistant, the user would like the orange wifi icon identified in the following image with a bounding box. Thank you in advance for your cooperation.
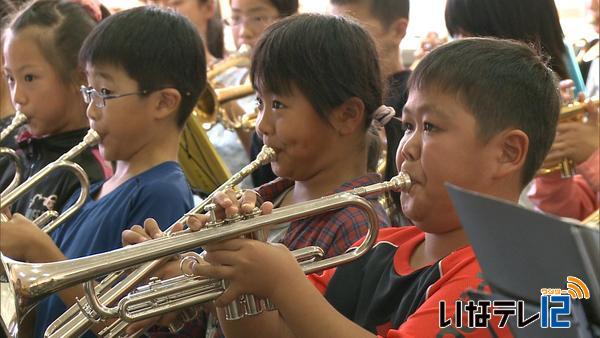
[566,276,590,299]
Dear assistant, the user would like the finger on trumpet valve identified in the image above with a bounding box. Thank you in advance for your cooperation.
[242,294,264,316]
[203,203,223,228]
[179,254,202,277]
[222,284,245,321]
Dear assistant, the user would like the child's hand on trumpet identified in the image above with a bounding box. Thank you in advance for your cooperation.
[119,190,275,334]
[0,213,61,262]
[211,188,274,220]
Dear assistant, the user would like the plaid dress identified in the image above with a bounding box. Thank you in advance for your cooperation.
[151,173,392,338]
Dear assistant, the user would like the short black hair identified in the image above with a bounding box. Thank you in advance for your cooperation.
[3,0,98,85]
[251,13,382,129]
[330,0,409,28]
[445,0,568,80]
[266,0,298,17]
[79,6,206,127]
[408,38,560,186]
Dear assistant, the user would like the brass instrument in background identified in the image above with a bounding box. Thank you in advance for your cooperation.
[194,83,256,131]
[42,146,276,338]
[537,96,599,178]
[178,83,256,194]
[3,171,410,338]
[0,129,100,235]
[207,44,252,83]
[0,112,28,197]
[179,44,256,195]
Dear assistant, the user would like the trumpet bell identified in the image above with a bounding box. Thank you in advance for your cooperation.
[190,83,256,131]
[1,254,43,337]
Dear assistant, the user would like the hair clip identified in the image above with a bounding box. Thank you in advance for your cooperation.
[372,105,396,128]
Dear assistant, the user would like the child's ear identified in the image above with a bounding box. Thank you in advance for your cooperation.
[388,17,408,42]
[492,129,529,179]
[153,88,182,121]
[330,97,365,135]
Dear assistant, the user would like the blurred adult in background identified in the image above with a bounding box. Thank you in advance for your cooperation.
[147,0,224,63]
[329,0,410,225]
[218,0,299,188]
[445,0,569,80]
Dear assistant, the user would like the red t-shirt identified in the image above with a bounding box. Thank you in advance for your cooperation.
[309,226,513,338]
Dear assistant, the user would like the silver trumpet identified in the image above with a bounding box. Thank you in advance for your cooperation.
[98,246,326,337]
[0,112,28,197]
[55,172,410,337]
[43,145,276,338]
[6,173,410,338]
[0,129,100,233]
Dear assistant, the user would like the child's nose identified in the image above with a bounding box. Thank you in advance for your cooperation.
[11,82,27,109]
[399,131,421,162]
[255,107,273,137]
[86,102,100,121]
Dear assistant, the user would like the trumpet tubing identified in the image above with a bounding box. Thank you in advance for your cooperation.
[0,129,100,233]
[0,112,28,198]
[207,44,251,82]
[114,246,324,324]
[0,112,27,143]
[48,172,410,337]
[559,96,599,122]
[44,146,276,338]
[0,148,24,199]
[36,171,410,337]
[193,82,256,131]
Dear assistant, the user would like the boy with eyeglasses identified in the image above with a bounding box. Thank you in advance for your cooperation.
[0,6,203,337]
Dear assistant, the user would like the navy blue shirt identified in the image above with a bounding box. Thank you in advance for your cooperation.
[34,161,194,338]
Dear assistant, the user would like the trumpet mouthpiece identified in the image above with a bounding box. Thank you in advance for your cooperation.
[84,129,101,146]
[391,172,412,192]
[257,146,276,163]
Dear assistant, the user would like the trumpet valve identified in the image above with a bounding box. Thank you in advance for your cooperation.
[203,203,223,228]
[241,294,264,317]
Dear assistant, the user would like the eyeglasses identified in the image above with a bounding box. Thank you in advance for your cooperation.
[80,86,150,108]
[223,15,277,28]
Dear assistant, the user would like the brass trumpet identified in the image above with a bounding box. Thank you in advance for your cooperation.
[43,145,276,338]
[0,112,27,197]
[0,129,100,233]
[537,96,599,178]
[193,82,256,131]
[6,172,410,338]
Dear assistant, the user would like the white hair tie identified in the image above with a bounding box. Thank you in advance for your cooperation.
[371,105,396,128]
